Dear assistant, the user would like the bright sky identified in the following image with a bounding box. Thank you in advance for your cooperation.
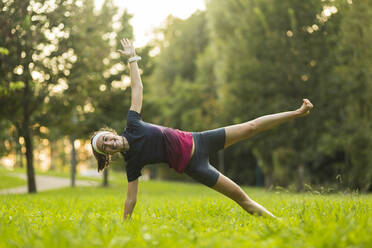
[95,0,206,47]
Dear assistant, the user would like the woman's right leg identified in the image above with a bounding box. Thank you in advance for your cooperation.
[211,173,276,218]
[187,131,276,217]
[186,160,276,217]
[224,99,313,148]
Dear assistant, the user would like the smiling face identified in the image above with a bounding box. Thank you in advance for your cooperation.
[95,132,124,154]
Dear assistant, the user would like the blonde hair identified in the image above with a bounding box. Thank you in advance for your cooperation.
[90,127,118,172]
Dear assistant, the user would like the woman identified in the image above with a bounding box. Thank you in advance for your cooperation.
[91,38,313,220]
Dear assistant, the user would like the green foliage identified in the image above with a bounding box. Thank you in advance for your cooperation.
[0,0,141,189]
[205,0,346,189]
[330,0,372,191]
[146,11,215,131]
[152,12,209,84]
[0,81,24,95]
[272,147,297,187]
[0,182,371,247]
[0,47,9,55]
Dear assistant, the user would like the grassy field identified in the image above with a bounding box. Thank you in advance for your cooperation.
[0,174,26,190]
[0,167,104,183]
[0,179,371,248]
[0,167,103,192]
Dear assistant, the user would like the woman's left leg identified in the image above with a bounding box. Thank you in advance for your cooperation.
[211,173,276,218]
[224,99,313,148]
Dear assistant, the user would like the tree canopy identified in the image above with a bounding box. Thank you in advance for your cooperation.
[1,0,371,192]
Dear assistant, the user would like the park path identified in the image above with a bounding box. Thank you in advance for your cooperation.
[0,173,99,195]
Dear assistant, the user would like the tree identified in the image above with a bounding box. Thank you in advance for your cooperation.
[206,0,342,190]
[331,0,372,191]
[0,0,78,192]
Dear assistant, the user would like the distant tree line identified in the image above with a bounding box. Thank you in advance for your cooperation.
[1,0,371,192]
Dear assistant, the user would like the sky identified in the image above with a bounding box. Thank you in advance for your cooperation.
[95,0,206,47]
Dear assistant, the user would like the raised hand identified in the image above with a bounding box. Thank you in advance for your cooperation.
[118,38,136,57]
[297,99,313,117]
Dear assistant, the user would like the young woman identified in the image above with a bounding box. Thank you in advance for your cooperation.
[91,38,313,220]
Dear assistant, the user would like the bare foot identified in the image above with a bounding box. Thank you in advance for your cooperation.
[296,99,313,117]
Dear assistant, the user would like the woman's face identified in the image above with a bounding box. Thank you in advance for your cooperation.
[96,132,124,154]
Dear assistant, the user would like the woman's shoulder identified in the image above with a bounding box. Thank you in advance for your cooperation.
[125,109,144,130]
[127,109,142,119]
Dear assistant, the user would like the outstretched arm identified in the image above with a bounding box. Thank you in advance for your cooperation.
[119,38,143,113]
[123,179,138,220]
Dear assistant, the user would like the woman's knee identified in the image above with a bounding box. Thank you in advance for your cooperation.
[232,121,257,141]
[225,121,256,145]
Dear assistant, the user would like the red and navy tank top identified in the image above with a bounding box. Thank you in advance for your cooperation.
[121,110,193,182]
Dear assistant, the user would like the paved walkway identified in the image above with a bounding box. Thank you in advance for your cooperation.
[0,173,99,195]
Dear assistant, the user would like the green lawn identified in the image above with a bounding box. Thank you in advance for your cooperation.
[0,173,26,190]
[0,180,371,248]
[0,167,105,183]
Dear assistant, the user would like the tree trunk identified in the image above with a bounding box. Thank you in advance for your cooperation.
[60,139,68,169]
[264,167,273,190]
[50,140,55,171]
[70,136,77,187]
[218,150,224,174]
[103,168,109,187]
[21,79,37,193]
[15,138,23,168]
[255,162,263,187]
[297,164,305,192]
[24,128,37,193]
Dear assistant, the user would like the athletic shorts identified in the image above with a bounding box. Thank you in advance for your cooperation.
[184,128,226,187]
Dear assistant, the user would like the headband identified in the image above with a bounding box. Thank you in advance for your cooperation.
[92,131,111,155]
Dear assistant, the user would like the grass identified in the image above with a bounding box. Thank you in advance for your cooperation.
[0,166,106,186]
[0,174,26,190]
[0,179,371,248]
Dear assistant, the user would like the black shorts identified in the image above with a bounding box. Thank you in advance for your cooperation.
[184,128,226,187]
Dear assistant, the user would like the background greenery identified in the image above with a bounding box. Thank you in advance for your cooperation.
[1,0,372,193]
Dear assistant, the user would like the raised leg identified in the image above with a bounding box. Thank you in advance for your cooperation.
[212,173,276,218]
[224,99,313,148]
